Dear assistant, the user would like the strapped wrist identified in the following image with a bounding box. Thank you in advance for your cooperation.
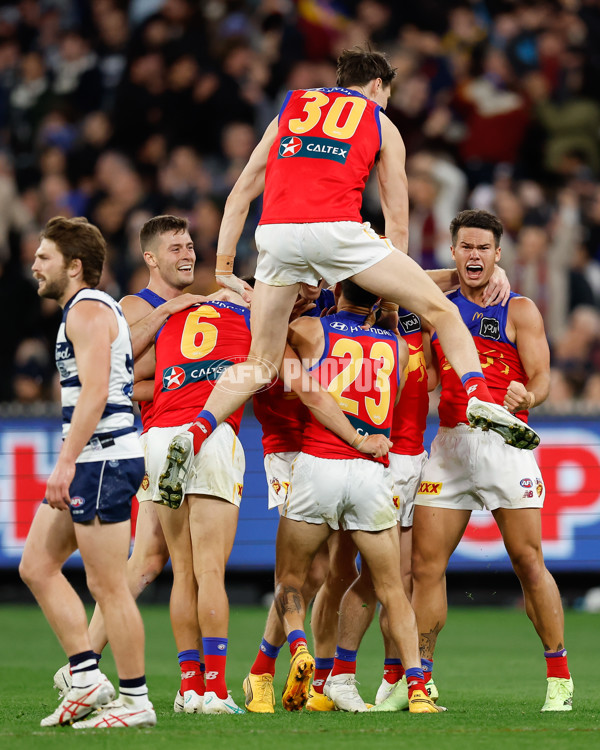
[527,391,535,409]
[215,254,235,276]
[351,432,367,449]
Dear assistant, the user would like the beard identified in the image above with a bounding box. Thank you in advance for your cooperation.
[37,269,69,300]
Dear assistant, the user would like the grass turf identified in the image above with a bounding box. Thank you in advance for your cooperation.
[1,604,598,749]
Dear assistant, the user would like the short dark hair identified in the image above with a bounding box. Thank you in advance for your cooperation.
[336,46,396,89]
[450,210,504,247]
[41,216,106,287]
[340,279,379,309]
[140,215,189,253]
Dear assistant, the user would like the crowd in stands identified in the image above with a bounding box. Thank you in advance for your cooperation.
[1,0,600,411]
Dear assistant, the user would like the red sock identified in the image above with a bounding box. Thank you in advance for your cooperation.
[289,637,307,656]
[462,374,493,403]
[251,649,277,677]
[545,650,570,679]
[331,657,356,677]
[180,660,205,696]
[423,670,432,684]
[407,677,428,699]
[189,421,213,453]
[312,667,331,694]
[204,653,228,699]
[383,662,404,684]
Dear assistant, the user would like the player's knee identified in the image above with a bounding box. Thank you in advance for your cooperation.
[510,546,545,586]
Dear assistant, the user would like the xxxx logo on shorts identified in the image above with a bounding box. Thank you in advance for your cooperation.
[417,481,443,495]
[392,495,401,509]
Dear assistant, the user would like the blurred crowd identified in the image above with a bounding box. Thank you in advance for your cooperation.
[1,0,600,411]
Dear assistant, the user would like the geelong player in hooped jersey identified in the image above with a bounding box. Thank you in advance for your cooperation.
[20,217,156,729]
[272,280,444,714]
[162,47,538,515]
[412,210,572,713]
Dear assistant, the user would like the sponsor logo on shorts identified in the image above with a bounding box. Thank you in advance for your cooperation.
[417,481,442,495]
[522,490,534,499]
[71,496,85,507]
[392,495,400,509]
[270,477,289,497]
[277,135,351,164]
[479,317,501,340]
[536,478,544,497]
[235,483,243,499]
[141,474,150,491]
[520,478,533,488]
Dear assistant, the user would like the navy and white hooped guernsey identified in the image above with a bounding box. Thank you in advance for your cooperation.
[55,287,143,463]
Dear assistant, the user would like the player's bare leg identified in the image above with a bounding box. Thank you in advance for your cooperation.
[244,542,329,713]
[87,501,170,652]
[275,516,331,710]
[350,527,444,713]
[155,502,212,712]
[20,504,90,656]
[411,506,470,662]
[76,518,146,679]
[307,532,358,711]
[186,493,243,713]
[493,507,572,712]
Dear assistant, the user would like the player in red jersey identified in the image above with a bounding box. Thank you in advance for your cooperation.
[158,48,538,505]
[244,289,360,714]
[272,279,445,714]
[410,210,572,713]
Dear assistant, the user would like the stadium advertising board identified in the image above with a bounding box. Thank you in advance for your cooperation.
[1,416,599,572]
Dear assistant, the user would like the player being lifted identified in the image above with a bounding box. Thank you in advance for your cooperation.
[159,46,539,506]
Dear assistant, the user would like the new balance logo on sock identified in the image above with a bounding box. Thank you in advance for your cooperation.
[467,385,477,395]
[205,671,219,680]
[199,424,208,433]
[181,671,197,679]
[313,679,325,687]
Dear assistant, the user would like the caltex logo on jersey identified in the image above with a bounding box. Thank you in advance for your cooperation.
[163,366,186,390]
[279,136,302,157]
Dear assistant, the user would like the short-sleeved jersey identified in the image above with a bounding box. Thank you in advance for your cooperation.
[432,290,528,427]
[302,310,400,466]
[133,287,166,430]
[260,88,383,225]
[55,288,139,462]
[149,300,251,431]
[390,309,428,456]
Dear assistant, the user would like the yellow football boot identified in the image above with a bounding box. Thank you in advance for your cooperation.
[242,673,275,713]
[281,646,315,711]
[305,686,335,712]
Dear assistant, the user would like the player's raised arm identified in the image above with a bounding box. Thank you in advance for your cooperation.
[504,296,550,413]
[215,117,279,299]
[377,115,409,254]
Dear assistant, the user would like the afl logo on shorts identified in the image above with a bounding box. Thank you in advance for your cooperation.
[71,496,85,508]
[163,366,186,390]
[279,136,302,157]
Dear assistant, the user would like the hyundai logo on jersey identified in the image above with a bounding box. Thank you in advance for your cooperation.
[278,136,351,164]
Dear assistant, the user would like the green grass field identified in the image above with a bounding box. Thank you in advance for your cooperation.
[2,603,598,750]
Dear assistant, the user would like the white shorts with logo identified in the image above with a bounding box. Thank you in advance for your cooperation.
[255,221,393,287]
[415,425,545,511]
[389,450,428,527]
[283,452,396,532]
[264,451,298,510]
[144,422,245,506]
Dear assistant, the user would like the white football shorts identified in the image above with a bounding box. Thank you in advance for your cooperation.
[264,451,298,510]
[255,221,393,287]
[136,431,153,502]
[389,450,428,527]
[144,422,245,506]
[415,425,545,511]
[282,452,396,532]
